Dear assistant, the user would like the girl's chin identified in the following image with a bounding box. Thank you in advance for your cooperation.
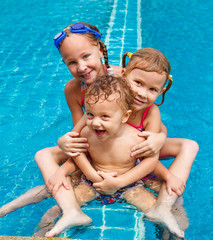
[132,104,146,112]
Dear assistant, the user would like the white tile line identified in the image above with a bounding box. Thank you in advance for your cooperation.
[83,203,145,239]
[99,205,106,240]
[104,0,118,47]
[119,0,129,66]
[137,0,142,49]
[134,211,145,240]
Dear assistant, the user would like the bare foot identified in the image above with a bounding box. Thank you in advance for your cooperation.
[146,204,184,238]
[45,210,92,237]
[172,204,189,232]
[33,205,61,237]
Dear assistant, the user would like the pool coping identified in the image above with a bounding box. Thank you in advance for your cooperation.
[0,237,73,240]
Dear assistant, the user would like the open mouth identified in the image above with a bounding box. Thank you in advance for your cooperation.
[95,129,106,137]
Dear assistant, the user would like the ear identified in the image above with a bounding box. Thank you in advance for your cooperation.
[121,68,126,78]
[122,110,132,123]
[160,87,166,94]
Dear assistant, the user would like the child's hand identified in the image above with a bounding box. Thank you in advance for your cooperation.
[131,131,166,158]
[165,173,186,196]
[58,132,89,157]
[46,169,70,197]
[93,171,118,194]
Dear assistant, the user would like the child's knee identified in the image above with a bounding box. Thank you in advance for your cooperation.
[181,139,199,156]
[34,148,48,165]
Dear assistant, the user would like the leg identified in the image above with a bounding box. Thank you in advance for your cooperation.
[74,183,96,206]
[35,147,91,237]
[159,138,199,184]
[45,176,92,237]
[146,138,198,238]
[123,186,156,213]
[143,179,163,194]
[124,186,185,238]
[34,182,96,237]
[0,185,50,217]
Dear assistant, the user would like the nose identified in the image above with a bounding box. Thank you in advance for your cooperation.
[92,117,101,128]
[138,87,148,98]
[77,60,87,73]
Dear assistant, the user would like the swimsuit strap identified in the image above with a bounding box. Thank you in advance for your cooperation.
[141,103,154,125]
[127,103,154,131]
[103,64,107,71]
[81,82,88,107]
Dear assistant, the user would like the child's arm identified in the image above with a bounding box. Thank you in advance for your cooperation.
[57,79,89,157]
[72,153,103,183]
[132,106,186,195]
[131,117,167,158]
[46,158,78,197]
[94,153,159,194]
[58,114,89,157]
[46,115,88,196]
[152,161,186,196]
[58,132,89,157]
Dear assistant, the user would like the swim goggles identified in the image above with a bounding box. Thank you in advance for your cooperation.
[54,23,102,49]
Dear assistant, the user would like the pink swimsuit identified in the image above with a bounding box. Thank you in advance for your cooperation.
[127,104,154,131]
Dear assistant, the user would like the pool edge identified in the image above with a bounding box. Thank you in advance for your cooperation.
[0,237,73,240]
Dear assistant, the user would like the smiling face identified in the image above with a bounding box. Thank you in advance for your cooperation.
[85,93,130,140]
[60,34,105,85]
[126,68,166,112]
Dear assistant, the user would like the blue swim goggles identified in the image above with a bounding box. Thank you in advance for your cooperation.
[54,23,102,49]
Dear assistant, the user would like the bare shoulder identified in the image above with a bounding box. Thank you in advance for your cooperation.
[64,78,81,96]
[110,65,123,77]
[80,125,91,138]
[64,78,83,124]
[125,124,144,146]
[148,104,160,114]
[143,104,161,131]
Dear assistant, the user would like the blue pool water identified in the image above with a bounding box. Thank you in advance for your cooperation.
[0,0,212,239]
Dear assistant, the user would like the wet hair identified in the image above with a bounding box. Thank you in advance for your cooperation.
[58,22,110,69]
[122,48,172,105]
[85,75,135,112]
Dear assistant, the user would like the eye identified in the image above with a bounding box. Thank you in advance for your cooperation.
[102,114,109,120]
[68,60,76,66]
[86,112,93,119]
[150,88,158,92]
[134,80,142,86]
[83,54,90,59]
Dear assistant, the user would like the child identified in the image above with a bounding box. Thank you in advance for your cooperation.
[121,49,198,229]
[44,74,187,238]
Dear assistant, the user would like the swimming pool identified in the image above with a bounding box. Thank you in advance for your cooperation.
[0,0,212,239]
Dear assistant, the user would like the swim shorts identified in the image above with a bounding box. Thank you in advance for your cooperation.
[81,174,144,205]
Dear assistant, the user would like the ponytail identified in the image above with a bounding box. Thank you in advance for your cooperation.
[157,75,173,106]
[122,52,133,68]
